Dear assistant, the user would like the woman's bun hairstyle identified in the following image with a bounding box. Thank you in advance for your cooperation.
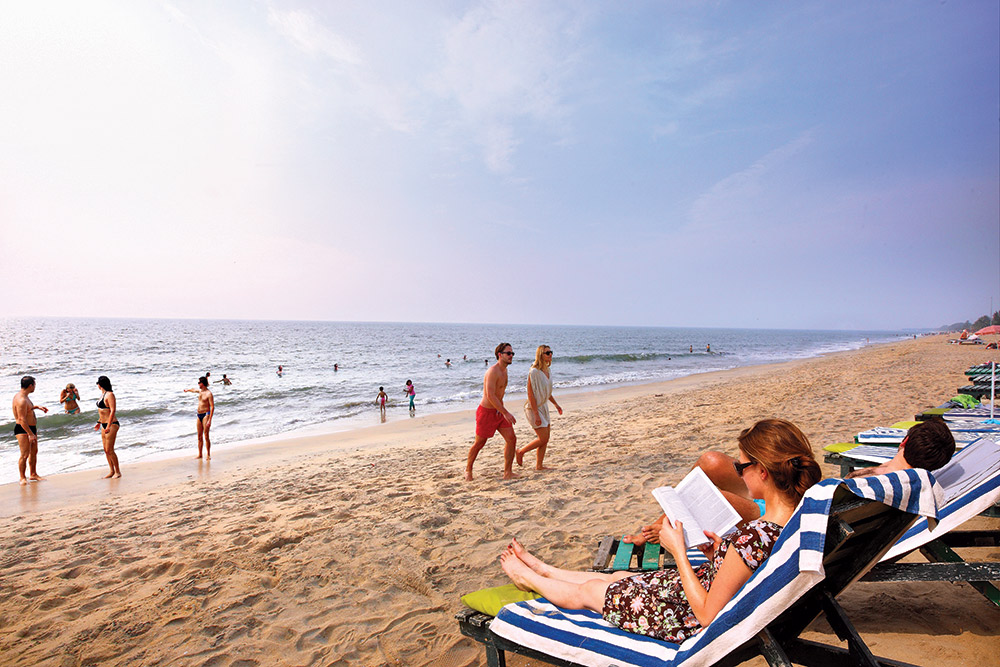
[738,418,821,502]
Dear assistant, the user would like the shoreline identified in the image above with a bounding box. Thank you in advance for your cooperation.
[0,340,902,517]
[2,333,996,666]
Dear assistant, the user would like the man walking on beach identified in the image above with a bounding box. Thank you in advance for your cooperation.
[183,377,215,459]
[12,376,47,485]
[467,343,518,481]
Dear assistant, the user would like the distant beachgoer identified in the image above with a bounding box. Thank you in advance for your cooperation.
[485,359,489,366]
[466,343,518,481]
[215,374,232,386]
[445,358,452,368]
[334,363,339,372]
[184,376,215,459]
[516,345,562,471]
[404,380,416,412]
[277,365,283,377]
[205,371,211,381]
[93,375,121,478]
[846,418,955,479]
[706,343,711,353]
[463,355,467,361]
[690,345,693,353]
[60,383,81,414]
[12,375,47,485]
[376,386,388,416]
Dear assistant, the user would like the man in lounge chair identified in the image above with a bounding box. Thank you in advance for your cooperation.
[625,418,956,546]
[845,417,955,478]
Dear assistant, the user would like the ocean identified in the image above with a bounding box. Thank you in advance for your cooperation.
[0,317,914,484]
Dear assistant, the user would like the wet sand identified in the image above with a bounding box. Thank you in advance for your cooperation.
[0,334,997,666]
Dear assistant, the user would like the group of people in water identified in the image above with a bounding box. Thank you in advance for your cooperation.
[494,405,957,643]
[10,373,219,484]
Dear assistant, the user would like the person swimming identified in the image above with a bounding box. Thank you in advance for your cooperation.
[60,383,81,414]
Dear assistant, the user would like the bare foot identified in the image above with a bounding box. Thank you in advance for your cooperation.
[103,472,115,479]
[19,478,27,486]
[113,472,122,479]
[500,550,535,592]
[28,474,44,482]
[465,469,474,481]
[535,465,553,471]
[196,455,203,459]
[510,538,549,576]
[502,470,520,480]
[515,448,524,467]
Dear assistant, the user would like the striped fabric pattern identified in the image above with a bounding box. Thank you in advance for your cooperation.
[489,470,940,667]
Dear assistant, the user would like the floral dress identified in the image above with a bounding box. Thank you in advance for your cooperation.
[602,519,782,643]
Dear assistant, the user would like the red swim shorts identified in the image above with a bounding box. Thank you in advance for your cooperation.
[476,405,512,438]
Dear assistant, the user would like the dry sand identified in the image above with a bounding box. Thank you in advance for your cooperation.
[0,334,997,666]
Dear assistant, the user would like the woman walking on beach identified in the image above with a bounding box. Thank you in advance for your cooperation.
[93,375,121,478]
[516,345,562,470]
[500,419,820,643]
[404,380,415,412]
[60,383,81,414]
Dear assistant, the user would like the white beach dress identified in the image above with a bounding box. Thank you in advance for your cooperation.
[523,367,552,428]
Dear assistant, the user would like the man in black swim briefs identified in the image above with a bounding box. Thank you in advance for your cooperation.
[184,376,215,459]
[12,375,47,485]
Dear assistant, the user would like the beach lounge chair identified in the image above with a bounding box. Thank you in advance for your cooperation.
[457,470,940,667]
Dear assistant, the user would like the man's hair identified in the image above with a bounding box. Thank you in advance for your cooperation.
[902,418,956,470]
[20,376,35,389]
[198,376,209,387]
[494,342,512,360]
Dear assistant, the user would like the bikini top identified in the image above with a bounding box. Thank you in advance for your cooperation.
[97,392,108,410]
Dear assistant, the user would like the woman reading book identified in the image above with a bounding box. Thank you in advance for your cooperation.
[499,418,821,643]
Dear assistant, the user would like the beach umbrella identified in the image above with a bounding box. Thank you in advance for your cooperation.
[974,325,1000,335]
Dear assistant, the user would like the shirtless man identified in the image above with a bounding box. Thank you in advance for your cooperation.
[183,376,215,459]
[12,376,47,485]
[466,342,518,481]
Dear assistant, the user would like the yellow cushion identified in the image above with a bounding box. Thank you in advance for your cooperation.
[461,584,540,616]
[891,421,920,429]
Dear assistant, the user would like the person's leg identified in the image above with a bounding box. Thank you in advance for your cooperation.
[533,427,550,469]
[27,433,40,479]
[509,539,629,584]
[103,425,121,478]
[203,422,211,459]
[499,426,518,479]
[500,550,609,612]
[16,434,29,485]
[466,435,488,480]
[196,418,205,459]
[516,427,544,466]
[696,451,760,521]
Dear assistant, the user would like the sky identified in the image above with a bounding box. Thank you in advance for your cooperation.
[1,1,997,330]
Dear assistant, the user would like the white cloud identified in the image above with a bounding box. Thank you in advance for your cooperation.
[267,7,361,65]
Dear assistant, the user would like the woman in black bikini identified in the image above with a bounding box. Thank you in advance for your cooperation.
[94,375,122,478]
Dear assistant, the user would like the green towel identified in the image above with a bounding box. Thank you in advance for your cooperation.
[951,394,980,408]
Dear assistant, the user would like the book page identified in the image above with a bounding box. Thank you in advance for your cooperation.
[651,486,707,547]
[674,466,742,541]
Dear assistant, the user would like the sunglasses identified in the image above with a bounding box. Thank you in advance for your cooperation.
[502,351,514,356]
[733,460,756,477]
[543,351,553,356]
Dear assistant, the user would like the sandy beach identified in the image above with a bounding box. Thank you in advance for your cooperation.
[1,334,998,666]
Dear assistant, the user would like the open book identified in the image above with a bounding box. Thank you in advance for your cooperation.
[652,466,743,548]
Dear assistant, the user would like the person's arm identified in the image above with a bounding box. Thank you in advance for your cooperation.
[33,404,48,414]
[659,519,753,628]
[60,390,68,404]
[205,392,215,426]
[548,393,562,415]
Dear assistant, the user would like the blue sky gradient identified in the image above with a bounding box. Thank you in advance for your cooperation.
[2,1,997,329]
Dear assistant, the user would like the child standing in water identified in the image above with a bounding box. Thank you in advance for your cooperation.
[375,386,388,416]
[404,380,415,412]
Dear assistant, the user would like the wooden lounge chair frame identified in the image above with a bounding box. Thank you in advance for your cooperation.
[457,489,925,667]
